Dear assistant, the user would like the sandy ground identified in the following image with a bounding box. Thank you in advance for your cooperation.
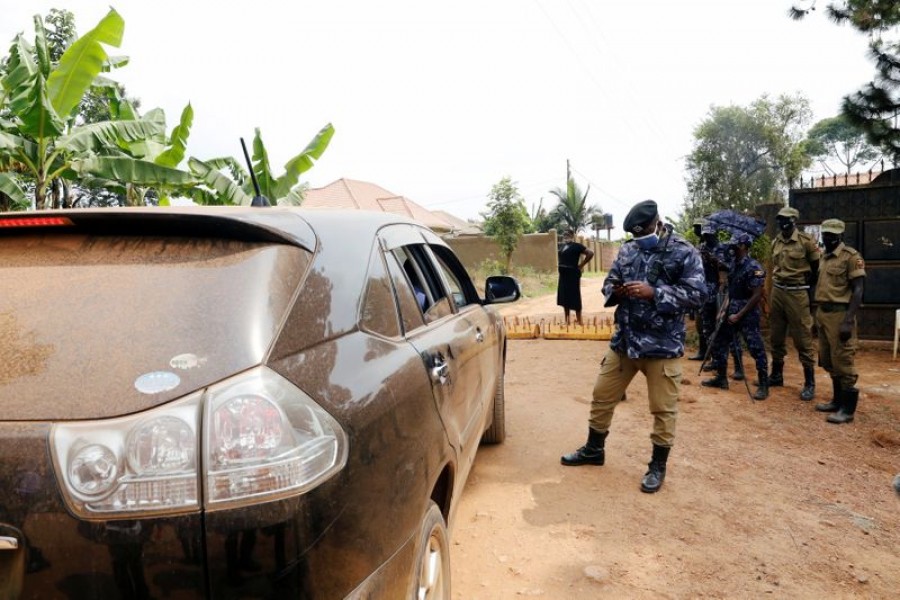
[450,278,900,599]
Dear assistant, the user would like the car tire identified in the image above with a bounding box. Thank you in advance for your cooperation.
[413,501,450,600]
[480,367,505,444]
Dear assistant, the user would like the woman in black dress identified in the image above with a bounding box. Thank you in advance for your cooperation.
[557,229,594,324]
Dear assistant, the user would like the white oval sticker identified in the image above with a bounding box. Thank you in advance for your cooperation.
[134,371,181,394]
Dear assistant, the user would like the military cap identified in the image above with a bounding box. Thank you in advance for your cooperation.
[777,206,799,219]
[730,232,754,246]
[820,218,845,234]
[623,200,658,236]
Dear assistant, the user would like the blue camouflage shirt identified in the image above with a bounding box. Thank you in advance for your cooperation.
[726,254,766,313]
[603,234,707,359]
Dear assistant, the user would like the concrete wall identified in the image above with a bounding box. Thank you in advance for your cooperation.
[446,231,621,274]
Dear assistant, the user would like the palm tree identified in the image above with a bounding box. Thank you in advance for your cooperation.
[548,169,601,234]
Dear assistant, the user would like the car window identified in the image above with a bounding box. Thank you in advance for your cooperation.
[360,245,401,338]
[389,244,454,325]
[429,244,478,309]
[385,249,426,334]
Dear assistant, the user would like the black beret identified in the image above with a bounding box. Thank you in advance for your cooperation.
[623,200,658,236]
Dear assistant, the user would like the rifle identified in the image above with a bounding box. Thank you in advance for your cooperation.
[698,293,730,376]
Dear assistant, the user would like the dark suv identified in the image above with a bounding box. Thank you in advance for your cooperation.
[0,207,519,599]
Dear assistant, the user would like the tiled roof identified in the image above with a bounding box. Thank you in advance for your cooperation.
[303,178,455,232]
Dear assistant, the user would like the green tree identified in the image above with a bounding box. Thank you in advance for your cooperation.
[805,114,881,175]
[187,123,334,206]
[481,176,533,273]
[681,93,813,225]
[0,9,192,210]
[547,165,601,234]
[790,1,900,162]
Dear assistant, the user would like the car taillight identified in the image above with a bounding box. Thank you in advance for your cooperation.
[52,395,202,518]
[204,367,347,509]
[0,216,72,227]
[51,367,347,519]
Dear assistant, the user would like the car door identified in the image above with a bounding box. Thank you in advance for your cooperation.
[378,226,486,472]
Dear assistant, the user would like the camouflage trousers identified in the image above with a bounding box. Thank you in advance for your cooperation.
[711,301,768,373]
[700,299,742,358]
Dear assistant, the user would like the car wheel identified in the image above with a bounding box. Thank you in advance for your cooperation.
[414,501,450,600]
[480,367,505,444]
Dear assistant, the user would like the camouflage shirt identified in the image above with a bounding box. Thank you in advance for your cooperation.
[603,234,708,359]
[727,254,766,314]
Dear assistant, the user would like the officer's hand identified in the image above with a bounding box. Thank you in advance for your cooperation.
[727,314,739,325]
[839,320,853,343]
[623,281,654,300]
[610,283,626,298]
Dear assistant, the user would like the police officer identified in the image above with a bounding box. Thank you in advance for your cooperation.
[560,200,707,493]
[769,206,821,400]
[813,219,866,424]
[701,233,769,400]
[695,223,744,379]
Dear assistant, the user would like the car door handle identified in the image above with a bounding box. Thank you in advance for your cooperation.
[430,357,450,384]
[475,328,484,343]
[0,536,18,550]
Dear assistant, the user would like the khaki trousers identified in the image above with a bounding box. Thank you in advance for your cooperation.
[815,308,858,389]
[769,286,816,367]
[589,349,682,447]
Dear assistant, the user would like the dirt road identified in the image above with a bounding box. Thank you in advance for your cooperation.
[450,279,900,598]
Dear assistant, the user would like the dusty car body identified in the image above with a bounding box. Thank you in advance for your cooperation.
[0,207,519,599]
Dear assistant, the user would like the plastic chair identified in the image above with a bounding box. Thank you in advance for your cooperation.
[894,309,900,360]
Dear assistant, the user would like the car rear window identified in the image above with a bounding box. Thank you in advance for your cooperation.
[1,234,311,420]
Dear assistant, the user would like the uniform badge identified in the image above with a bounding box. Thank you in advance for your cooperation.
[856,258,865,269]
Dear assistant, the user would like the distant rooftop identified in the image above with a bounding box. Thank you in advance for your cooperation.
[303,178,467,233]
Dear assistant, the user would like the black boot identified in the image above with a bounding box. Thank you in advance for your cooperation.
[815,377,842,412]
[800,365,816,401]
[561,428,608,466]
[731,347,745,380]
[827,388,858,424]
[753,370,769,400]
[769,360,784,387]
[640,445,670,493]
[701,365,729,389]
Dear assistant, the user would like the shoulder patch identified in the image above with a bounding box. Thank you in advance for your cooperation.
[753,270,764,277]
[856,257,865,270]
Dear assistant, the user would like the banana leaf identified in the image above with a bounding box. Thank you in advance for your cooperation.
[0,172,27,206]
[2,36,38,114]
[188,157,251,206]
[275,122,334,198]
[155,103,193,168]
[47,8,124,119]
[33,15,51,78]
[59,119,166,154]
[203,156,248,183]
[17,71,65,139]
[251,129,276,199]
[72,157,195,187]
[0,131,39,164]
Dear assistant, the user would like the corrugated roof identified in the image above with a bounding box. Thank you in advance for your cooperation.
[303,178,455,232]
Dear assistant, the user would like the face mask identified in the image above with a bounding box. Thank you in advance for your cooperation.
[776,217,794,233]
[823,236,841,253]
[634,233,659,250]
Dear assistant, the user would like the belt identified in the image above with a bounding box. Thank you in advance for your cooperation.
[819,302,848,313]
[773,283,809,291]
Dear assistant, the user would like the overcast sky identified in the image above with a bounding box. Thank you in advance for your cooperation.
[1,0,876,236]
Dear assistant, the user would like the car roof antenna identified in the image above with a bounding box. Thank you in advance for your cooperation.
[240,137,271,207]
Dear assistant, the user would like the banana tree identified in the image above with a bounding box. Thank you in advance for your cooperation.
[188,123,334,206]
[0,9,193,210]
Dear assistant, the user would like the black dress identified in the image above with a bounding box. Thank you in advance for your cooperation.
[557,241,586,311]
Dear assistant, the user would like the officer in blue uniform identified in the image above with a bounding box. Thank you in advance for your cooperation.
[701,233,769,400]
[561,200,707,493]
[695,223,745,380]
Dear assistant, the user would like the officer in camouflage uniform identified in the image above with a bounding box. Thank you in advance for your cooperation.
[813,219,866,424]
[769,206,821,400]
[701,233,769,400]
[695,222,745,379]
[561,200,707,493]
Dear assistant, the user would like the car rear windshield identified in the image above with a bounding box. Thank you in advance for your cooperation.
[1,234,311,420]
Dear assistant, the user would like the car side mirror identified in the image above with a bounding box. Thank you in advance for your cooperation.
[484,275,521,304]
